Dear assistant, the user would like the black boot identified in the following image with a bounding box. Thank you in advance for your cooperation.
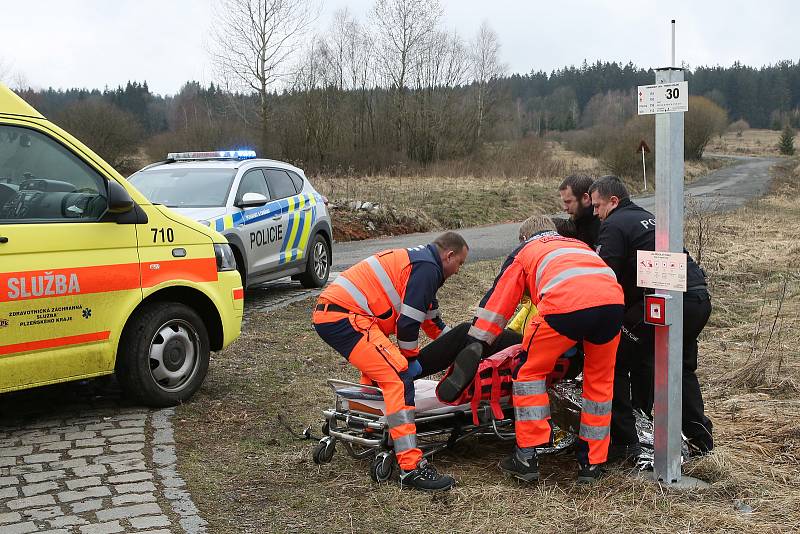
[606,442,642,464]
[499,447,540,482]
[399,459,455,492]
[577,463,605,484]
[436,342,482,402]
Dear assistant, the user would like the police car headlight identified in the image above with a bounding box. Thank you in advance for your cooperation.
[214,244,237,272]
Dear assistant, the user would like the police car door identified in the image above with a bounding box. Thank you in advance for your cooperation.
[264,168,306,267]
[234,168,279,276]
[0,123,141,390]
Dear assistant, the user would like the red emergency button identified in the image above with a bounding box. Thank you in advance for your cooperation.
[644,294,670,326]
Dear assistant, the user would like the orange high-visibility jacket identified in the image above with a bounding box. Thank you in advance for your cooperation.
[320,244,448,358]
[468,231,623,345]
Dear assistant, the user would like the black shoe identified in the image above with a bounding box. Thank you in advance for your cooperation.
[499,450,540,482]
[399,459,455,492]
[686,437,714,458]
[606,442,642,464]
[437,343,482,403]
[577,463,605,484]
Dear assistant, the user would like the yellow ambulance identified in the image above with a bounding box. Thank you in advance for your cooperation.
[0,84,243,406]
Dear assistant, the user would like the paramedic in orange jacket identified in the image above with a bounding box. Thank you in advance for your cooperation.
[467,215,624,483]
[312,232,468,491]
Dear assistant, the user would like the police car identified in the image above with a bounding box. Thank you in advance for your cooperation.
[0,85,242,406]
[129,152,333,289]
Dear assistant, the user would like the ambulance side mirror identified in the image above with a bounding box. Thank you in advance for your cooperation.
[237,192,268,208]
[107,180,134,214]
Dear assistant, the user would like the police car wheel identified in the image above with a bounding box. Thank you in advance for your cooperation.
[299,233,330,289]
[116,302,210,407]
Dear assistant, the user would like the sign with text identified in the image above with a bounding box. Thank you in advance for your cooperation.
[637,81,688,115]
[636,250,687,291]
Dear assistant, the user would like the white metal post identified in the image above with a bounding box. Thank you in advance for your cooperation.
[641,147,648,191]
[653,66,685,483]
[671,20,676,67]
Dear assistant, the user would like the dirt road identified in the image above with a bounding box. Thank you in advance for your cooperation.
[331,155,779,269]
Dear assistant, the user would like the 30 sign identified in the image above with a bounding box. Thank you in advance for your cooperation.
[637,81,689,115]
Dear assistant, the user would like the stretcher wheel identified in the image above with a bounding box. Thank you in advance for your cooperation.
[370,452,394,482]
[313,437,336,464]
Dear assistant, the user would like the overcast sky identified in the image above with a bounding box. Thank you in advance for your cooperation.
[1,0,797,95]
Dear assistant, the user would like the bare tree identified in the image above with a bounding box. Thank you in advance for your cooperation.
[469,21,506,145]
[370,0,442,149]
[291,36,339,163]
[409,30,469,161]
[209,0,318,152]
[0,59,27,90]
[321,9,376,150]
[0,58,9,84]
[55,98,144,172]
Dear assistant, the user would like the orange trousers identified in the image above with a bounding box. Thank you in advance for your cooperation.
[514,315,619,465]
[313,304,422,471]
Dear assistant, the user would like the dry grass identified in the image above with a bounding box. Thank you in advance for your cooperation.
[547,141,603,175]
[317,174,563,235]
[706,129,785,157]
[314,140,739,242]
[694,160,800,395]
[313,139,600,240]
[173,158,800,533]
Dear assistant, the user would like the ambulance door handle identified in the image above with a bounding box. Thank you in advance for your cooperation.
[0,236,7,244]
[301,206,312,212]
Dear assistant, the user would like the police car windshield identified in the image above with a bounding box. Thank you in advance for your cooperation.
[129,168,236,208]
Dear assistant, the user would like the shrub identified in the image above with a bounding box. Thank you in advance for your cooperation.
[728,119,750,137]
[598,116,655,179]
[685,96,728,160]
[778,125,796,155]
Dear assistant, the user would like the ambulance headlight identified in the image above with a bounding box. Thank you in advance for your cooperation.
[214,244,237,272]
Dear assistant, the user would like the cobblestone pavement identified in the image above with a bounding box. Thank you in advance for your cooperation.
[0,401,202,534]
[0,275,338,534]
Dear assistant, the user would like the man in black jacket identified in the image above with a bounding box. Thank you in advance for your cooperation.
[589,175,714,459]
[558,174,601,249]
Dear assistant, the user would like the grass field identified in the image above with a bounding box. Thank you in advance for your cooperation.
[173,159,800,532]
[706,128,786,157]
[314,140,733,242]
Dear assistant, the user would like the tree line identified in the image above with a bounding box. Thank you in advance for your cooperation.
[8,0,800,175]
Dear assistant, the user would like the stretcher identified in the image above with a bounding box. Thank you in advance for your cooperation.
[311,378,575,481]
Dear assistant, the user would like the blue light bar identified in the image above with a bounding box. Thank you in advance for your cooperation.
[167,150,257,161]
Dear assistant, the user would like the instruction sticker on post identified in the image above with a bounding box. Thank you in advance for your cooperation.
[637,81,688,115]
[636,250,687,291]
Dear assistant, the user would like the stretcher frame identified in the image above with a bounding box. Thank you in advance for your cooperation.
[312,378,517,481]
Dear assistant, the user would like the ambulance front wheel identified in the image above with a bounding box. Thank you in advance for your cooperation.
[299,234,330,289]
[116,302,211,408]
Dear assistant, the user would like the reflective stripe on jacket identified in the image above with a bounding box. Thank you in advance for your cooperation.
[319,244,446,358]
[469,231,623,345]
